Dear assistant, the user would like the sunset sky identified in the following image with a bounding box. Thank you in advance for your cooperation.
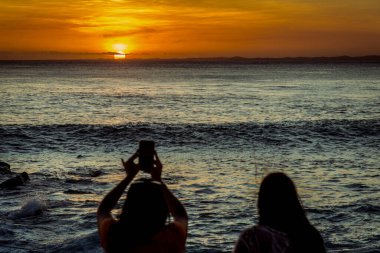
[0,0,379,60]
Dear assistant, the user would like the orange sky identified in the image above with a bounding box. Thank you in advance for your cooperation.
[0,0,379,60]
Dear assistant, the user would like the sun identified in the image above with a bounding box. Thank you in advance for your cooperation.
[113,43,127,60]
[114,52,126,60]
[104,41,133,60]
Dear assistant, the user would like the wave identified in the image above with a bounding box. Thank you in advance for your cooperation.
[47,231,102,253]
[0,119,379,152]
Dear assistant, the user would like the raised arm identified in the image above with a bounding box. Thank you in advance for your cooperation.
[97,154,139,236]
[151,152,188,235]
[162,183,188,229]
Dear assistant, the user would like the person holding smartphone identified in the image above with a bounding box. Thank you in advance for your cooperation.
[97,141,188,253]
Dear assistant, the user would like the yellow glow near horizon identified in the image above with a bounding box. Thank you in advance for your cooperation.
[103,41,133,59]
[114,53,126,60]
[113,43,127,53]
[112,43,127,60]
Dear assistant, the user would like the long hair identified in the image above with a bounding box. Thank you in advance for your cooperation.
[258,172,309,232]
[108,179,169,251]
[257,172,325,252]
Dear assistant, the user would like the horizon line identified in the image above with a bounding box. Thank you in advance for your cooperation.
[1,55,380,62]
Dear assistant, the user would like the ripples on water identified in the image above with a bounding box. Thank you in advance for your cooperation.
[0,61,379,252]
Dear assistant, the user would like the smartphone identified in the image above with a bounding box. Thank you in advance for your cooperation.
[138,140,155,172]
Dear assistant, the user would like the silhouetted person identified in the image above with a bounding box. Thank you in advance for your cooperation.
[97,151,188,253]
[234,172,326,253]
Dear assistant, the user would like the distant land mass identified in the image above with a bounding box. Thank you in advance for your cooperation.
[135,55,380,63]
[0,55,380,63]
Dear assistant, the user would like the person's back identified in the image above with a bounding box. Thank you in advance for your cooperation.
[104,221,185,253]
[234,172,326,253]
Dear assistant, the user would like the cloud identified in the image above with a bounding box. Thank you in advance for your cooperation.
[102,27,159,38]
[0,50,119,60]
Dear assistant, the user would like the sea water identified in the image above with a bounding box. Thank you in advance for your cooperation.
[0,60,379,252]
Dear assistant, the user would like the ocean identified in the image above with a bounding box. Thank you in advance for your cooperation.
[0,60,379,252]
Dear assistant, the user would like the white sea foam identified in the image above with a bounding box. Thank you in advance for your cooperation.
[8,197,47,219]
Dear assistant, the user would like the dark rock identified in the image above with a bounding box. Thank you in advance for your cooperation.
[0,161,11,174]
[64,189,92,194]
[90,170,103,177]
[0,172,29,189]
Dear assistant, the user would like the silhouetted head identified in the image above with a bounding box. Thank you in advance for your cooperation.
[258,172,308,232]
[120,179,169,233]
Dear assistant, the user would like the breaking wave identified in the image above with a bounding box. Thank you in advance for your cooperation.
[1,119,378,153]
